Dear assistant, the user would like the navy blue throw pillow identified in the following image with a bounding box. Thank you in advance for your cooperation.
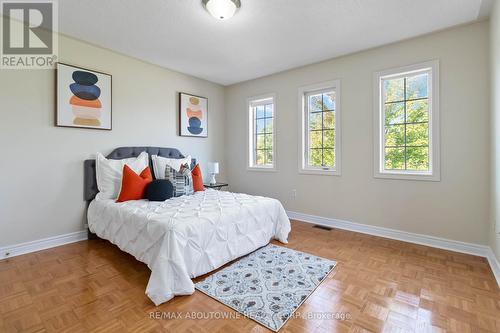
[146,179,174,202]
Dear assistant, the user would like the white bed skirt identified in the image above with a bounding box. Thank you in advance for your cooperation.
[87,189,291,305]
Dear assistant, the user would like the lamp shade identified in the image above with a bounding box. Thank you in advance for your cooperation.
[209,162,219,174]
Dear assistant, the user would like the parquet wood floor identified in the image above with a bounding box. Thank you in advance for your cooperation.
[0,220,499,332]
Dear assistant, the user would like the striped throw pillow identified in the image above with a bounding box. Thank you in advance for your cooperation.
[165,164,194,197]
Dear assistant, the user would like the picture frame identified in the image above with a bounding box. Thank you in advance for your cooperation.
[56,62,112,130]
[179,92,208,137]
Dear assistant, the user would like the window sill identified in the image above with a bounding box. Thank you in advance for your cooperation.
[374,171,440,182]
[299,168,341,176]
[247,166,277,173]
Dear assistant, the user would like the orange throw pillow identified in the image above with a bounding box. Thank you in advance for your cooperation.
[116,165,153,202]
[191,164,205,192]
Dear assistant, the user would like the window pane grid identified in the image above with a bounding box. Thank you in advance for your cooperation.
[383,75,429,171]
[252,102,274,167]
[307,91,335,168]
[385,121,427,126]
[385,145,428,148]
[384,96,428,105]
[310,109,335,113]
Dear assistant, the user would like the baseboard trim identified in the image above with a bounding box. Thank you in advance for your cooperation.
[0,230,88,260]
[287,210,500,287]
[485,248,500,287]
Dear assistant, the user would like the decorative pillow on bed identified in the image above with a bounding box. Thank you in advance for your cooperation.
[165,163,194,197]
[96,151,149,200]
[191,164,205,192]
[152,155,192,180]
[146,179,174,201]
[116,165,153,202]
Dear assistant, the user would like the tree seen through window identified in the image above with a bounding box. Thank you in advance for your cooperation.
[254,103,274,166]
[383,73,430,171]
[307,91,335,168]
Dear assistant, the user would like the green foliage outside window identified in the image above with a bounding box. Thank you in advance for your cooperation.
[383,73,430,171]
[307,91,336,168]
[254,103,274,166]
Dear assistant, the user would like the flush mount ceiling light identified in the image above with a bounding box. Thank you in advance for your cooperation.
[202,0,241,20]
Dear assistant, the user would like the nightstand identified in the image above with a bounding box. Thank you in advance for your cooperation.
[204,183,229,191]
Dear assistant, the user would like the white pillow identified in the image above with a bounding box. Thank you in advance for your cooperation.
[151,155,192,179]
[95,151,149,200]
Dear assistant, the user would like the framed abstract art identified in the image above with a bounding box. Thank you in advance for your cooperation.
[56,63,112,130]
[179,92,208,137]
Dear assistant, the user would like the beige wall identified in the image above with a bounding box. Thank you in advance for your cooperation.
[225,21,490,245]
[0,34,226,247]
[0,20,493,250]
[491,2,500,261]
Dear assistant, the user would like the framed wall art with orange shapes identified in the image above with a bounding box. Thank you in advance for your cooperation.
[179,92,208,138]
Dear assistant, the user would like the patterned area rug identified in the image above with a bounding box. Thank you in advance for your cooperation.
[195,244,337,331]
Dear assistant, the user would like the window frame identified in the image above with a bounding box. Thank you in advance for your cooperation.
[247,93,277,172]
[373,60,440,181]
[298,80,342,176]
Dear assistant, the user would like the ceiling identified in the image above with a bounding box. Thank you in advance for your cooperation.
[59,0,493,86]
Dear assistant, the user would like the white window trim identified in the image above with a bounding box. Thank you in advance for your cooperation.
[373,60,440,181]
[246,93,277,172]
[298,80,342,176]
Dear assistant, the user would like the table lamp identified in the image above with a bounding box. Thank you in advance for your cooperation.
[209,162,219,185]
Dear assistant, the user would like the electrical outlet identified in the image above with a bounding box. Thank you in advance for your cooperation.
[292,189,297,199]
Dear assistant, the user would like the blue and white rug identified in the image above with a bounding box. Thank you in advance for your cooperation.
[195,244,337,332]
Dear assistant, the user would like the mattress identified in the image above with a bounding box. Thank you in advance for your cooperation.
[87,189,291,305]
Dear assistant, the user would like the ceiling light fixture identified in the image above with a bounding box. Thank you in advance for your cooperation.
[202,0,241,20]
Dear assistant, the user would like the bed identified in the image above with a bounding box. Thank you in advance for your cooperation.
[84,147,291,305]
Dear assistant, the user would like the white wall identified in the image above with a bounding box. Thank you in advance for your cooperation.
[0,34,226,247]
[491,2,500,260]
[225,21,490,245]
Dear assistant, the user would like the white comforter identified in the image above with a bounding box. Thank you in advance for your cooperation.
[87,189,291,305]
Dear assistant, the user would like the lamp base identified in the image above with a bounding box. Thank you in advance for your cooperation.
[210,174,217,185]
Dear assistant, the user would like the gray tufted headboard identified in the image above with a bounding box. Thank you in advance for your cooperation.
[84,147,196,201]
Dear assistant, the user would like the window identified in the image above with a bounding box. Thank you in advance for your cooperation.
[299,80,341,175]
[374,61,440,181]
[247,94,276,170]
